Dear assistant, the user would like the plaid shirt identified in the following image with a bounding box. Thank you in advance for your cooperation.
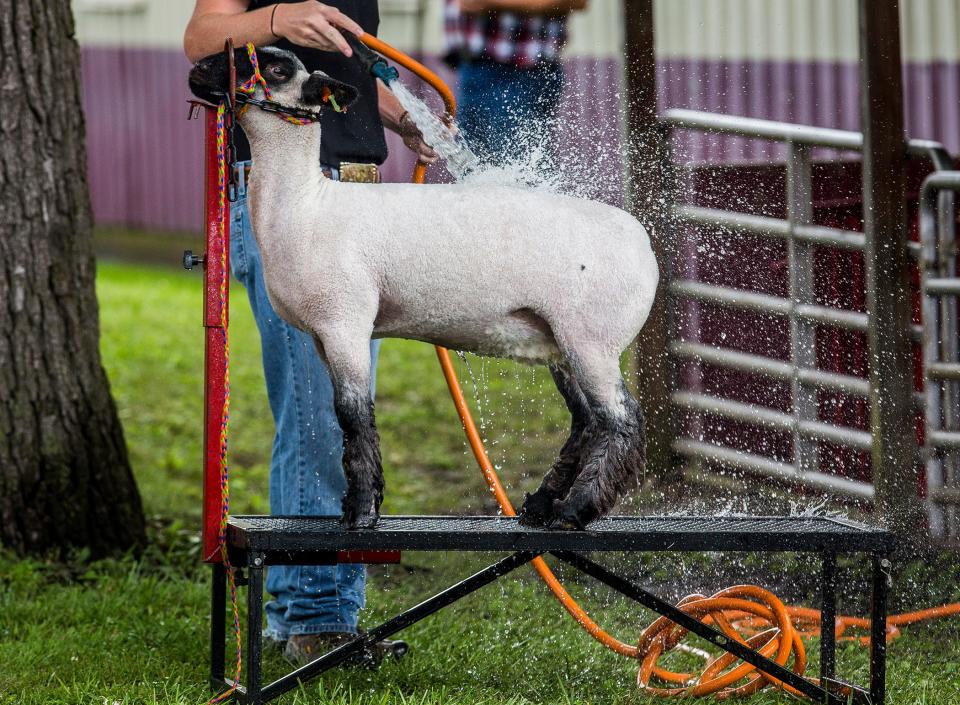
[444,0,569,69]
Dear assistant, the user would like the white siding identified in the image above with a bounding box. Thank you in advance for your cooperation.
[654,0,960,63]
[73,0,960,63]
[74,0,195,47]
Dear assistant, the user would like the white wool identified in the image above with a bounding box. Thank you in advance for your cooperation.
[238,57,658,413]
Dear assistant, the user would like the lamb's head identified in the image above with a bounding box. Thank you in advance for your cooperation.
[188,46,358,120]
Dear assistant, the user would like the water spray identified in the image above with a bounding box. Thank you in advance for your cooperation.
[354,33,960,701]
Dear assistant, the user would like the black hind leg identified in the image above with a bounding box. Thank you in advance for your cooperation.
[519,365,593,527]
[550,380,646,530]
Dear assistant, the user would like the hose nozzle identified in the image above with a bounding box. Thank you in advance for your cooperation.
[347,34,400,84]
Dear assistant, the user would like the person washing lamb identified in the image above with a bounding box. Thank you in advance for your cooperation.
[183,0,433,668]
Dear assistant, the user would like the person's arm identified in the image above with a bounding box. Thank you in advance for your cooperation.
[377,81,438,164]
[184,0,364,63]
[459,0,587,14]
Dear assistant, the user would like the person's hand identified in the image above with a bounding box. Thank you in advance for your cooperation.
[398,113,439,164]
[272,1,364,56]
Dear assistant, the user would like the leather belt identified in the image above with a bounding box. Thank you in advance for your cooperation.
[238,162,379,183]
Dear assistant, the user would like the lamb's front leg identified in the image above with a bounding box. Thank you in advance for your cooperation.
[315,334,384,529]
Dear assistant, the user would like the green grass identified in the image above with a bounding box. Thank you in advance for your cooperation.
[2,245,960,704]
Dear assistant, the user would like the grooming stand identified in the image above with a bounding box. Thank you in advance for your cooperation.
[210,515,892,704]
[187,103,893,705]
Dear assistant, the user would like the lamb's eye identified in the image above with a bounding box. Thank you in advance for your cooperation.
[268,64,290,80]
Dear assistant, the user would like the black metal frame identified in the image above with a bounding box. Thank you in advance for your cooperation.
[210,515,893,704]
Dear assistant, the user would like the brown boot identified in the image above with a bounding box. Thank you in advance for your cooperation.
[283,631,409,668]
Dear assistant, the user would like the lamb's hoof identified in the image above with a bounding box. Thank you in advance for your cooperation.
[341,511,380,530]
[341,496,380,530]
[547,498,595,531]
[517,491,554,527]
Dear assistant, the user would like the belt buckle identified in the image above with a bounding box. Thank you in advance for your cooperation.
[339,162,379,183]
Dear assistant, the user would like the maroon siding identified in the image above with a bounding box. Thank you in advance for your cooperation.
[659,58,960,164]
[82,47,203,233]
[80,46,960,232]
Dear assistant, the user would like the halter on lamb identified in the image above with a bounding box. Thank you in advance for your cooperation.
[188,45,658,530]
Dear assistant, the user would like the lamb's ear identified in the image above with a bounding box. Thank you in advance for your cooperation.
[188,48,254,104]
[301,72,359,110]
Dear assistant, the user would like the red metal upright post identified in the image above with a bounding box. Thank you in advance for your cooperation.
[201,106,230,562]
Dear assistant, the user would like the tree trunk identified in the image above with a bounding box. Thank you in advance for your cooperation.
[0,0,146,556]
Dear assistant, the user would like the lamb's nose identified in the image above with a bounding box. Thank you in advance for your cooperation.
[301,74,326,103]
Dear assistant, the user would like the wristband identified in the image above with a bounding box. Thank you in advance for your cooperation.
[270,4,281,39]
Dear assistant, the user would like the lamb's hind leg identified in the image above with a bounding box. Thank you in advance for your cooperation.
[314,333,383,529]
[550,353,646,530]
[519,364,593,526]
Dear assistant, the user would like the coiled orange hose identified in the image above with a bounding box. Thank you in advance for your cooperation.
[360,33,960,698]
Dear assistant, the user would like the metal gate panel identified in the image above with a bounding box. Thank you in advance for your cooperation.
[661,109,953,508]
[919,172,960,540]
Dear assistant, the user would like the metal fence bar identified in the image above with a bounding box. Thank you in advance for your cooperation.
[662,109,864,150]
[930,487,960,506]
[794,304,864,333]
[928,363,960,382]
[670,279,885,334]
[662,109,954,171]
[664,108,953,506]
[919,172,960,538]
[674,439,876,499]
[674,204,867,251]
[925,279,960,296]
[929,431,960,450]
[673,391,793,430]
[670,340,793,379]
[673,392,873,450]
[787,143,820,475]
[671,341,931,405]
[800,368,870,397]
[798,420,872,450]
[675,206,931,259]
[670,279,790,315]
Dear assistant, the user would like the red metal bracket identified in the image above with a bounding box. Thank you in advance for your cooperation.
[336,550,401,564]
[200,105,229,562]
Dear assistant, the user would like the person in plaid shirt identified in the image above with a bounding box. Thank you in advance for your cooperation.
[444,0,588,163]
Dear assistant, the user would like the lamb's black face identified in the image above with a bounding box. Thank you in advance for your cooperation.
[188,46,358,111]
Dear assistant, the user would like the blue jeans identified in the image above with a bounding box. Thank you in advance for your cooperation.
[229,166,380,640]
[456,60,564,164]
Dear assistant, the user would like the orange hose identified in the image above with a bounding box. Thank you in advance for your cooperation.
[360,32,960,698]
[359,34,456,116]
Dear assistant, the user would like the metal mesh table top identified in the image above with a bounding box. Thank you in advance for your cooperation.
[227,514,892,554]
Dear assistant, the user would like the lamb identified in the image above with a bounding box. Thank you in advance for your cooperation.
[189,46,659,531]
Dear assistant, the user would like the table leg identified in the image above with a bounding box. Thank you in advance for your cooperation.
[820,551,837,682]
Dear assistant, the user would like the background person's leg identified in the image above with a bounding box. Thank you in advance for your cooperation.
[457,60,565,166]
[229,189,378,643]
[456,61,511,163]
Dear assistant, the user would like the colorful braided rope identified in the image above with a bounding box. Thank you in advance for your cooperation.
[208,102,242,705]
